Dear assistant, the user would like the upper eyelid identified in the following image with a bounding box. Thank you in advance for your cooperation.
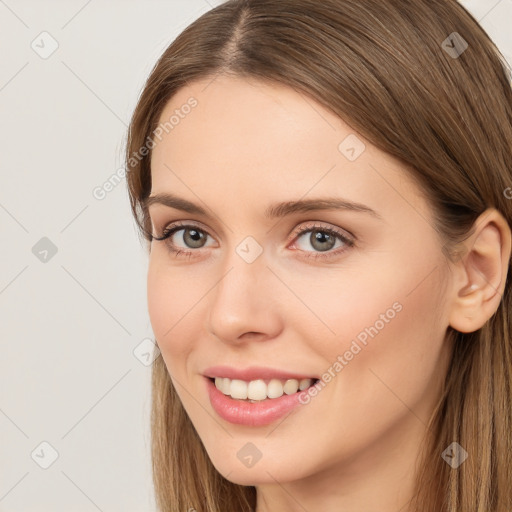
[152,219,211,239]
[292,221,354,239]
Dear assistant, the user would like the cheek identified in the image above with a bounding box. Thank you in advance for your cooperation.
[324,265,449,423]
[317,247,447,361]
[282,264,406,362]
[146,258,171,340]
[146,257,195,363]
[301,251,448,391]
[147,253,218,375]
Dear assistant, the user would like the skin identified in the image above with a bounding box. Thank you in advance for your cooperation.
[146,75,511,512]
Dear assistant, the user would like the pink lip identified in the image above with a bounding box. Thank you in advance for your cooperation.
[202,365,317,381]
[205,377,310,426]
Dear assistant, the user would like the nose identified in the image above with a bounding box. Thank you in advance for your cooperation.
[207,249,283,345]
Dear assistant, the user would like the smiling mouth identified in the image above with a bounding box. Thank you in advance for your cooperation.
[209,376,320,402]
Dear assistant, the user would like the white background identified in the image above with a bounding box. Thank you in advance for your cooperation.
[0,1,510,510]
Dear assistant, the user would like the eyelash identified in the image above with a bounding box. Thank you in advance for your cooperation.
[152,221,355,261]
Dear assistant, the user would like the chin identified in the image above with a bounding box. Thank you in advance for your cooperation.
[206,448,310,486]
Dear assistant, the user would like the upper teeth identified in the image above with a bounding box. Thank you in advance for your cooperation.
[214,377,314,401]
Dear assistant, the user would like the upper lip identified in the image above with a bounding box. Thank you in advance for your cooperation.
[202,365,318,381]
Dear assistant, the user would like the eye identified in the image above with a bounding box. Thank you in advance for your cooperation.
[289,222,354,260]
[152,220,355,261]
[152,221,215,258]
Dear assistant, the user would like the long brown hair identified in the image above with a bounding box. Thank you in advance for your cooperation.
[125,1,512,510]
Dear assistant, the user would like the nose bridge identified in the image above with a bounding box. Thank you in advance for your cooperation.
[207,239,282,342]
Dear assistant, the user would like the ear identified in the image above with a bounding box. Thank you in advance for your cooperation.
[448,208,511,333]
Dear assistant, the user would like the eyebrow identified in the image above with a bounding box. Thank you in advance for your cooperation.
[143,192,383,220]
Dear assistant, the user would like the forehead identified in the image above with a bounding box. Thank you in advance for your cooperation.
[153,75,345,170]
[150,76,431,225]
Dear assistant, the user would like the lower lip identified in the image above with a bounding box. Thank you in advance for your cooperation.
[205,378,310,427]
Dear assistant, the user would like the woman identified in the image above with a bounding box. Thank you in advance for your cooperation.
[125,0,512,510]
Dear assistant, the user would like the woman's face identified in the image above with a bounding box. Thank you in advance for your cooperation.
[146,75,454,488]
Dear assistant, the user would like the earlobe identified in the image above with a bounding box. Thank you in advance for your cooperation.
[448,209,511,334]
